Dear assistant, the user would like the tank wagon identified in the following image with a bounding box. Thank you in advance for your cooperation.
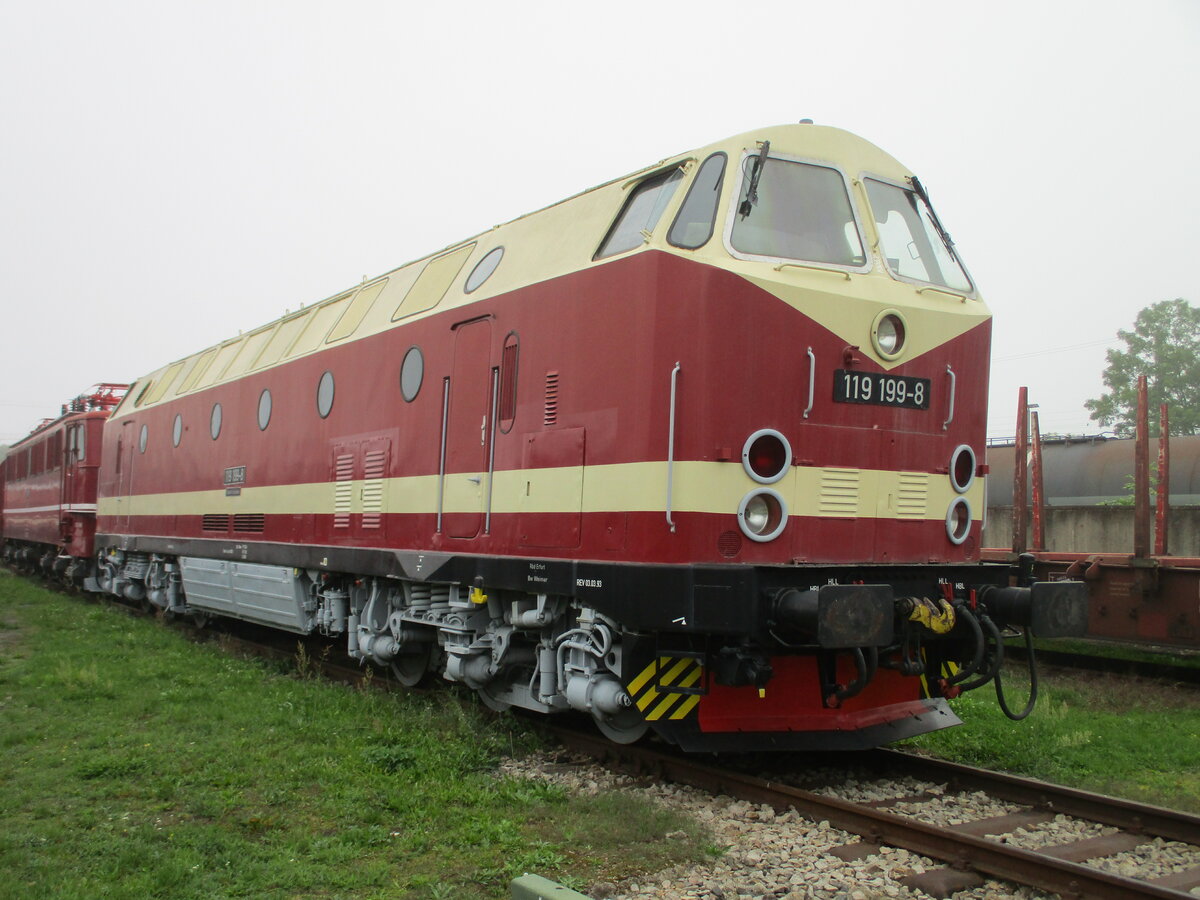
[988,434,1200,507]
[15,124,1087,750]
[1,385,127,577]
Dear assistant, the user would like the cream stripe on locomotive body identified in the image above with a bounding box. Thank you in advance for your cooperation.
[90,123,1087,751]
[95,461,985,522]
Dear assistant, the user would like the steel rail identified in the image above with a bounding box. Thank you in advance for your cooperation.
[871,748,1200,847]
[549,726,1199,900]
[1003,644,1200,685]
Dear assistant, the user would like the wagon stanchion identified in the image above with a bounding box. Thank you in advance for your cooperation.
[1135,374,1151,559]
[1012,386,1029,555]
[1157,403,1170,556]
[1031,409,1045,552]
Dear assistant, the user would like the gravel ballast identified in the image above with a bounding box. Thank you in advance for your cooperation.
[501,751,1200,900]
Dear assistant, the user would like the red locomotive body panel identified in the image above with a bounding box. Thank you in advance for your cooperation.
[95,251,990,568]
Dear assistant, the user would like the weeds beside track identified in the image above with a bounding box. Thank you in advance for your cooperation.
[0,569,709,900]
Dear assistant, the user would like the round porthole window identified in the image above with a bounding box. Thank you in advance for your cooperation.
[400,346,424,402]
[210,403,223,440]
[258,389,272,431]
[172,414,183,448]
[316,371,335,419]
[465,247,504,293]
[138,424,148,453]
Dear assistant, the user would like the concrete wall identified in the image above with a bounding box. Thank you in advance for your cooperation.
[983,505,1200,556]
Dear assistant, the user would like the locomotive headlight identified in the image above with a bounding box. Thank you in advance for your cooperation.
[871,310,907,360]
[745,496,770,531]
[946,496,972,545]
[738,488,787,542]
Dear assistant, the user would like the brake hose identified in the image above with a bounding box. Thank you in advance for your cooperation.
[957,613,1004,692]
[945,603,986,686]
[994,628,1039,721]
[826,646,879,707]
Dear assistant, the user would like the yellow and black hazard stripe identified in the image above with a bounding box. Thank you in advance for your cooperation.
[919,656,960,698]
[626,656,703,721]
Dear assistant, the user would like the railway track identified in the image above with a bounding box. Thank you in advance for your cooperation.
[548,726,1200,900]
[1006,643,1200,686]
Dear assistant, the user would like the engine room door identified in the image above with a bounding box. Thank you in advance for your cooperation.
[331,436,391,540]
[442,319,492,539]
[116,420,137,531]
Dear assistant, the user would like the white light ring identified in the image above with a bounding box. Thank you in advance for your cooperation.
[741,429,793,485]
[737,488,788,542]
[949,443,976,494]
[870,308,908,361]
[946,496,973,545]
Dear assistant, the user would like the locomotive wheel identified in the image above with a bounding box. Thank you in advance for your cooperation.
[390,647,431,688]
[477,682,513,712]
[594,706,649,744]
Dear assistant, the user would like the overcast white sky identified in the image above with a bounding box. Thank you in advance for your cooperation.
[2,0,1197,445]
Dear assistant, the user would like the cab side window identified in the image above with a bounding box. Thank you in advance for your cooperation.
[595,167,685,260]
[668,153,727,249]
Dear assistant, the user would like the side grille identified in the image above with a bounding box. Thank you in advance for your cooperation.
[333,452,354,528]
[233,513,265,533]
[499,337,519,428]
[361,448,387,529]
[895,472,929,518]
[819,468,860,517]
[201,514,230,532]
[543,371,559,426]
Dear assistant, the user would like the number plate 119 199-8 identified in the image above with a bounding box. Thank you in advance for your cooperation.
[834,369,930,410]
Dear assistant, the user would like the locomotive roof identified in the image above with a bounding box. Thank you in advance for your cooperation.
[112,123,972,419]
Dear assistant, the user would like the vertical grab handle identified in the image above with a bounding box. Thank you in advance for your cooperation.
[803,347,816,419]
[943,364,956,431]
[666,361,681,533]
[437,377,450,532]
[484,367,500,534]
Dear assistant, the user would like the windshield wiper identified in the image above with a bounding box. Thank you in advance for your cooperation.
[738,140,771,218]
[909,175,956,250]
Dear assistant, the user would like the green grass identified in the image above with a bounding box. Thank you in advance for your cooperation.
[0,570,710,899]
[1010,635,1200,670]
[903,658,1200,812]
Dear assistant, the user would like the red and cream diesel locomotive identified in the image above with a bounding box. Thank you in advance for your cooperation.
[4,123,1087,750]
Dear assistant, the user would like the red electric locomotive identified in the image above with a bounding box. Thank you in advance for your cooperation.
[1,385,127,579]
[73,124,1086,750]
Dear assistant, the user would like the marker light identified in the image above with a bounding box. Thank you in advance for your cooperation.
[950,444,976,493]
[742,429,792,484]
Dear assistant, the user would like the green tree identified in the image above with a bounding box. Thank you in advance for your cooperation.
[1085,298,1200,436]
